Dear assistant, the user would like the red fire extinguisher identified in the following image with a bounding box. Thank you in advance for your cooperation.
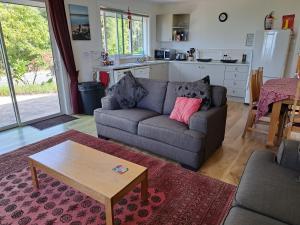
[264,11,274,30]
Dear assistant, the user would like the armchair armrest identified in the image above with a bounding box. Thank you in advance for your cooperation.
[277,140,300,172]
[101,96,120,110]
[189,105,227,158]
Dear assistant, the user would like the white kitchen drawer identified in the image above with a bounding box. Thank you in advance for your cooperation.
[227,87,246,98]
[225,71,248,81]
[224,79,247,88]
[134,67,150,79]
[225,65,249,73]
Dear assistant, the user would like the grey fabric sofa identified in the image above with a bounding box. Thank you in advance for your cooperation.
[94,78,227,170]
[223,140,300,225]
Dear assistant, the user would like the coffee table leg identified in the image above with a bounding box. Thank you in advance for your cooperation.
[105,198,113,225]
[29,161,39,189]
[141,171,148,201]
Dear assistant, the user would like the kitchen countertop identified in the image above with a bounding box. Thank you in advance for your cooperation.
[93,60,167,71]
[169,60,250,66]
[94,60,250,71]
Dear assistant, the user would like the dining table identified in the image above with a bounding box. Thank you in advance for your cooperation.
[256,77,298,147]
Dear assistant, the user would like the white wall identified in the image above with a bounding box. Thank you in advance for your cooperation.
[158,0,300,76]
[64,0,159,82]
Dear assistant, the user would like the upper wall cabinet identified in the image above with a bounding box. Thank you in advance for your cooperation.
[156,14,173,42]
[156,14,190,42]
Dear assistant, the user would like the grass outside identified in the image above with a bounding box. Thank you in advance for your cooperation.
[0,82,57,96]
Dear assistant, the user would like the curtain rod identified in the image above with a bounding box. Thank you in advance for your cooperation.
[100,7,149,18]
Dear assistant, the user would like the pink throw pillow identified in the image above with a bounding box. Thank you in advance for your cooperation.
[170,97,202,124]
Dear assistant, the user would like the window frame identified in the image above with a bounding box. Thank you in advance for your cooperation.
[100,8,149,57]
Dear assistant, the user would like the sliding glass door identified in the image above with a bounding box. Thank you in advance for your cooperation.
[0,25,18,129]
[0,1,61,130]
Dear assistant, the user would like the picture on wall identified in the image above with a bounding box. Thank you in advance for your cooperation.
[69,4,91,40]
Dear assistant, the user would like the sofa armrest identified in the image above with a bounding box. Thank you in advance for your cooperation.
[101,96,120,110]
[277,140,300,172]
[189,105,227,134]
[189,105,227,158]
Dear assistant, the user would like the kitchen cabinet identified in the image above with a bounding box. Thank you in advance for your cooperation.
[169,62,181,81]
[169,62,225,86]
[223,65,250,98]
[150,63,168,81]
[113,68,133,83]
[156,14,190,42]
[156,14,173,42]
[134,66,150,79]
[200,64,225,85]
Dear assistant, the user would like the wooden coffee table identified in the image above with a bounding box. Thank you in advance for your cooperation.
[28,140,148,225]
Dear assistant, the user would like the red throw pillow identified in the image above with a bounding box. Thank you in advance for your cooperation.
[170,97,202,124]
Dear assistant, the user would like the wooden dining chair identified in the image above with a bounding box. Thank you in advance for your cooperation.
[296,54,300,78]
[285,80,300,140]
[242,67,270,137]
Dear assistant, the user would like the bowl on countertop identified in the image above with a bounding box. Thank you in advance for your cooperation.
[220,59,238,63]
[197,58,212,62]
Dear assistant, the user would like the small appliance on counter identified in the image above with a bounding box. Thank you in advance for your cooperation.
[164,49,176,60]
[187,48,195,61]
[154,49,176,60]
[176,53,187,61]
[154,49,165,60]
[220,54,238,63]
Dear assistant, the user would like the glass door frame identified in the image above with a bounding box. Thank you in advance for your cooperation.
[0,0,63,131]
[0,22,20,131]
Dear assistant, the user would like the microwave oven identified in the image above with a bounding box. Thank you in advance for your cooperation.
[154,49,176,60]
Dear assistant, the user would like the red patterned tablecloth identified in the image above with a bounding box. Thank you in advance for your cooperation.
[256,78,298,120]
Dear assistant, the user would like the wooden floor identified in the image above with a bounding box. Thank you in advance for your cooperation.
[0,101,274,185]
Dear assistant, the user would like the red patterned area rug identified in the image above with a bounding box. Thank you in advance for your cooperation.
[0,130,235,225]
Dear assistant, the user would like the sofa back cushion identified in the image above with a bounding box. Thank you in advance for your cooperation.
[136,78,168,114]
[163,82,227,115]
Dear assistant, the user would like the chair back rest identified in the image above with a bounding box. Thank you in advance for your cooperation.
[289,80,300,124]
[250,68,263,105]
[296,54,300,77]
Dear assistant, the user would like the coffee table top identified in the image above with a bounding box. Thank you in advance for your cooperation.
[28,140,147,199]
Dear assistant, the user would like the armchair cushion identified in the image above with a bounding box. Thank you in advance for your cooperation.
[235,150,300,225]
[223,207,288,225]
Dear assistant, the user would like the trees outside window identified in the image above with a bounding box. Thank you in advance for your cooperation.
[100,9,148,56]
[0,4,53,85]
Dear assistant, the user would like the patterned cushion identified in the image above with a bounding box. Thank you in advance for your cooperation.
[175,76,211,110]
[170,97,202,124]
[107,71,148,109]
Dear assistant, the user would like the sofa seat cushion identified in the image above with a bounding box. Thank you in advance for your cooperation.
[224,207,288,225]
[94,108,158,134]
[234,150,300,225]
[138,115,204,153]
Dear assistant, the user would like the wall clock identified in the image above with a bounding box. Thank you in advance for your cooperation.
[219,12,228,22]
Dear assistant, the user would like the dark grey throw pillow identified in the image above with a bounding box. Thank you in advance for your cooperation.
[175,76,212,110]
[107,71,148,109]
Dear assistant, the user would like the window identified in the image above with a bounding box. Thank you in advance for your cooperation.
[100,9,149,56]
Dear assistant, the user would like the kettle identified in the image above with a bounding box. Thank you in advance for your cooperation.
[176,53,187,61]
